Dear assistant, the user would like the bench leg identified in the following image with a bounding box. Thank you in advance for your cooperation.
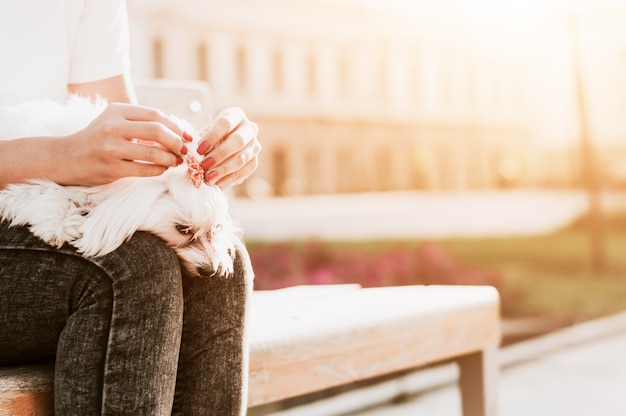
[457,348,498,416]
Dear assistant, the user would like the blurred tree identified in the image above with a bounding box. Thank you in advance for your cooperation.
[569,4,606,274]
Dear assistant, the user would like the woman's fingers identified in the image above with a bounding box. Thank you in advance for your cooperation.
[107,103,187,157]
[214,157,260,190]
[118,160,170,178]
[197,107,248,154]
[123,120,187,157]
[70,103,191,184]
[196,107,260,187]
[117,140,181,168]
[204,137,261,185]
[202,121,257,166]
[74,103,258,185]
[112,103,185,137]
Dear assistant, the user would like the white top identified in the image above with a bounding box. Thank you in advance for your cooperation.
[0,0,131,106]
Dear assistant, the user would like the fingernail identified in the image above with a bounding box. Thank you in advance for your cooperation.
[181,145,188,155]
[197,141,210,155]
[202,157,216,171]
[182,132,193,142]
[205,170,218,182]
[176,157,184,165]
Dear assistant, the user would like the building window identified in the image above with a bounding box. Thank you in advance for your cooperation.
[272,146,287,196]
[152,38,164,79]
[409,53,420,103]
[307,53,317,96]
[378,60,388,101]
[376,146,392,191]
[492,74,501,111]
[236,45,247,92]
[466,62,476,110]
[272,49,283,94]
[306,148,321,193]
[197,43,209,82]
[337,147,356,192]
[441,55,454,110]
[338,53,350,98]
[621,51,626,105]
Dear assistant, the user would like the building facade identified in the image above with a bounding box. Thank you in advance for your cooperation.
[125,0,626,196]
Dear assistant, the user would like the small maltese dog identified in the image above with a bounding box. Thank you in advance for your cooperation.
[0,96,239,277]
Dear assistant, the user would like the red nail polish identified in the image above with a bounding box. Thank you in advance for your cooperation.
[205,170,218,182]
[176,157,184,165]
[202,157,216,171]
[181,145,188,155]
[183,132,193,142]
[197,141,210,155]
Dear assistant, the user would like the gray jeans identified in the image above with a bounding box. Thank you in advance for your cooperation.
[0,221,253,415]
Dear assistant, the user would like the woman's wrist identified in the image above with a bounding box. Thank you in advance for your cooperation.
[41,134,81,186]
[0,135,75,188]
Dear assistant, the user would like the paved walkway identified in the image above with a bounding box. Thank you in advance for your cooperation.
[231,189,597,241]
[359,332,626,415]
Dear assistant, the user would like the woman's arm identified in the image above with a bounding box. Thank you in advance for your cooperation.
[0,75,188,189]
[0,135,71,189]
[68,74,136,104]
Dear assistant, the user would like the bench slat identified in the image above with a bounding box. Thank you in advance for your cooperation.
[0,364,54,416]
[247,285,500,406]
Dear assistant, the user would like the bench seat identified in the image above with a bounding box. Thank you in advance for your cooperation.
[1,284,500,416]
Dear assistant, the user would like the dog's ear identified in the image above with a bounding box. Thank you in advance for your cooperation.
[72,178,167,257]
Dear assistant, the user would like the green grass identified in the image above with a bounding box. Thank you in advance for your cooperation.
[438,232,626,321]
[247,211,626,323]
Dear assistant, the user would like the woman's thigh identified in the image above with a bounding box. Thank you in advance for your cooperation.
[0,221,185,415]
[0,222,112,364]
[173,238,254,416]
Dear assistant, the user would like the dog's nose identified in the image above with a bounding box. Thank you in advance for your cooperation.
[196,265,215,277]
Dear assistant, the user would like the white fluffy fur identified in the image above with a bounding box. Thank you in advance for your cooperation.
[0,96,239,277]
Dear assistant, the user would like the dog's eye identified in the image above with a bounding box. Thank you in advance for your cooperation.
[175,224,193,235]
[208,223,222,239]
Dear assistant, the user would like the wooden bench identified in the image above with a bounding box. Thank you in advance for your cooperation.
[1,284,500,416]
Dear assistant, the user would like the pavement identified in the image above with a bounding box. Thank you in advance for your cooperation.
[356,317,626,416]
[235,189,626,416]
[231,189,598,241]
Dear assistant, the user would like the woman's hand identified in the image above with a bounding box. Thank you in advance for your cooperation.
[196,107,261,190]
[65,102,191,186]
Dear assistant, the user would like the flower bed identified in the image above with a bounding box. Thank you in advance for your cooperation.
[249,239,504,293]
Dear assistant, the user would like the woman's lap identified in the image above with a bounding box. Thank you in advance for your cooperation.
[0,221,253,415]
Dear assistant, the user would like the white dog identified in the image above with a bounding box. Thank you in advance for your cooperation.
[0,97,239,277]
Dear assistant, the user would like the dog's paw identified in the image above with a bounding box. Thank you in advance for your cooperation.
[0,180,89,249]
[0,184,39,225]
[72,214,135,258]
[71,235,114,258]
[212,248,235,277]
[29,223,78,248]
[187,255,234,278]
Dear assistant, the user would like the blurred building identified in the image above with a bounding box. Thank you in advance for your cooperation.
[126,0,626,196]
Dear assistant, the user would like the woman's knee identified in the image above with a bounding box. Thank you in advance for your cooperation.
[95,232,184,314]
[231,238,254,290]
